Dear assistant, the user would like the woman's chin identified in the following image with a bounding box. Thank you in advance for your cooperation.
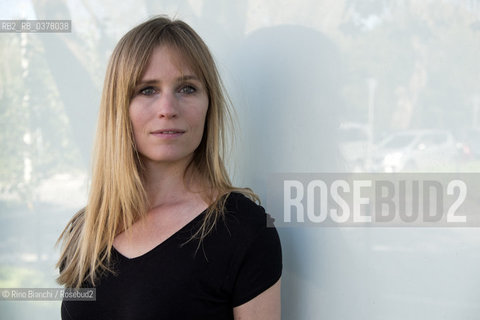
[140,153,194,166]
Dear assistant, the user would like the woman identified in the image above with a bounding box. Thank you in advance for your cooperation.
[56,16,282,319]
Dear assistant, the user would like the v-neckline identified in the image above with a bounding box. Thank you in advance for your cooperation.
[112,208,207,262]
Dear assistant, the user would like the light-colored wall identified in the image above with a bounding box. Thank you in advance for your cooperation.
[1,0,479,318]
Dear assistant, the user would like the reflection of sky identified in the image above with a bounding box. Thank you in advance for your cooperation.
[0,0,36,19]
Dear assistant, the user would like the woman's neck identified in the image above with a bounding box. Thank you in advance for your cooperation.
[141,158,205,209]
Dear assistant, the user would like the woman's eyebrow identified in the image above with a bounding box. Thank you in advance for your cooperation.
[177,74,201,83]
[136,79,158,87]
[136,75,201,87]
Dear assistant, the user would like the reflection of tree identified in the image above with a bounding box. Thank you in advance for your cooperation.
[0,35,25,199]
[0,0,120,203]
[32,0,100,162]
[0,32,81,205]
[340,0,480,134]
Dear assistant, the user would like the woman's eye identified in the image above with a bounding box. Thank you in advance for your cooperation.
[139,87,156,96]
[179,85,196,94]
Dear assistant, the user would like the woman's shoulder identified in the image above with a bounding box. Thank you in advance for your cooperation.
[223,191,270,220]
[220,191,277,241]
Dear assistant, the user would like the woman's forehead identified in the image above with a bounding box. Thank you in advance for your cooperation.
[140,45,201,80]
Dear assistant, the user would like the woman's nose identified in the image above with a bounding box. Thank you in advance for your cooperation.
[155,91,178,119]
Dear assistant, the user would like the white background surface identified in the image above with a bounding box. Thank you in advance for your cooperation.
[1,1,480,319]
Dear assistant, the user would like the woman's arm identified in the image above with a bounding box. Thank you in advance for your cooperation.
[233,279,281,320]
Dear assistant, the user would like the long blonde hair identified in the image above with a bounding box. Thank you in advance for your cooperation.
[56,16,257,288]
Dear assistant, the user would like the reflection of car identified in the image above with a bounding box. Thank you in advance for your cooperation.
[338,122,371,171]
[370,130,458,172]
[452,128,480,159]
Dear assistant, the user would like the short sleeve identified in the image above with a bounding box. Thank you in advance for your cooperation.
[231,221,282,307]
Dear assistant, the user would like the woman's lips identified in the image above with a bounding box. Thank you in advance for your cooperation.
[150,129,185,138]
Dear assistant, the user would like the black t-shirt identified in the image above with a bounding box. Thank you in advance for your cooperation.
[61,192,282,319]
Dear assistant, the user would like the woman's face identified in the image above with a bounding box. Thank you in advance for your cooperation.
[129,45,208,167]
